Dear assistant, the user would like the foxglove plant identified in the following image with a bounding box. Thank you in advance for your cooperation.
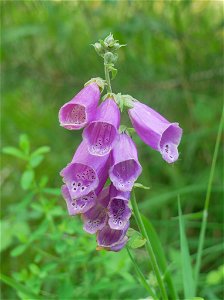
[59,33,182,299]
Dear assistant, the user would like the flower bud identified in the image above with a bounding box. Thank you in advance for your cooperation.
[104,52,117,64]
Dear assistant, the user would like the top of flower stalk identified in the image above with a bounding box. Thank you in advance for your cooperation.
[92,33,126,58]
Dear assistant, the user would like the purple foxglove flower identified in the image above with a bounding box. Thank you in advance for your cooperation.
[58,82,100,130]
[82,186,110,234]
[128,101,182,163]
[108,185,131,230]
[83,98,120,156]
[97,221,129,252]
[109,133,142,191]
[61,184,96,215]
[60,140,110,199]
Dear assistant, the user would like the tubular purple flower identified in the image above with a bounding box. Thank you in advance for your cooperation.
[83,98,120,156]
[108,185,131,230]
[59,82,100,130]
[128,101,182,163]
[97,221,129,252]
[82,186,110,234]
[60,140,110,199]
[61,185,96,215]
[109,133,142,191]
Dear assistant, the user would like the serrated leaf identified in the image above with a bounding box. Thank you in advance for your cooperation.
[29,155,44,168]
[2,147,27,160]
[10,244,27,257]
[134,183,150,190]
[31,146,50,157]
[19,134,30,155]
[20,169,34,190]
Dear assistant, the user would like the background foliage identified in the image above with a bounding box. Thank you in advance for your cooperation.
[1,0,223,299]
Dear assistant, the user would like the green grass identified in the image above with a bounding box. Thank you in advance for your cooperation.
[1,0,223,299]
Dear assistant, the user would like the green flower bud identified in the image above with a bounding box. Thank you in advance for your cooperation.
[104,52,117,64]
[92,42,104,56]
[104,33,115,47]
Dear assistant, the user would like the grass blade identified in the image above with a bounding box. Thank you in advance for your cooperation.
[178,197,195,298]
[126,246,157,300]
[194,106,224,288]
[141,215,178,300]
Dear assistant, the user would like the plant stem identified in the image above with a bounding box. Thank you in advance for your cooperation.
[126,246,158,300]
[104,62,112,93]
[131,190,168,300]
[194,105,224,287]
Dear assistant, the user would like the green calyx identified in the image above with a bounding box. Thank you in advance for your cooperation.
[84,77,106,93]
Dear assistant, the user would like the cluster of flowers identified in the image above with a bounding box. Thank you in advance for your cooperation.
[59,80,182,251]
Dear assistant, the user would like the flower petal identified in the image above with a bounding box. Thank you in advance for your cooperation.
[83,98,120,156]
[60,140,110,199]
[109,133,142,191]
[61,185,96,215]
[59,83,100,130]
[108,184,131,230]
[128,101,182,163]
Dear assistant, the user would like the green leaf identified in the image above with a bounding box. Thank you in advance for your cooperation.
[19,134,30,155]
[0,273,44,299]
[42,188,61,196]
[10,244,27,257]
[178,197,195,298]
[127,228,146,249]
[29,155,44,168]
[0,220,14,252]
[31,146,50,157]
[20,169,34,190]
[128,234,146,249]
[134,183,150,190]
[2,147,27,160]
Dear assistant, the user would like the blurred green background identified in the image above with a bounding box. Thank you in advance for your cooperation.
[1,0,223,299]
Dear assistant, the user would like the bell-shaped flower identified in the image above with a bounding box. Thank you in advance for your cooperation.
[61,184,96,215]
[82,186,110,234]
[59,82,100,130]
[109,133,142,191]
[128,101,182,163]
[96,221,129,252]
[60,140,110,200]
[108,185,131,230]
[83,98,120,156]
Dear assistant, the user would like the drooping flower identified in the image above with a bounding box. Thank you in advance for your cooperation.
[82,186,110,234]
[59,82,100,130]
[109,133,142,191]
[83,98,120,156]
[128,101,182,163]
[96,221,129,252]
[108,184,131,230]
[61,184,96,215]
[60,140,110,200]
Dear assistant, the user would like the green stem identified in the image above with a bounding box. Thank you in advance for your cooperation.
[131,190,168,300]
[126,246,158,300]
[104,62,112,93]
[194,105,224,287]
